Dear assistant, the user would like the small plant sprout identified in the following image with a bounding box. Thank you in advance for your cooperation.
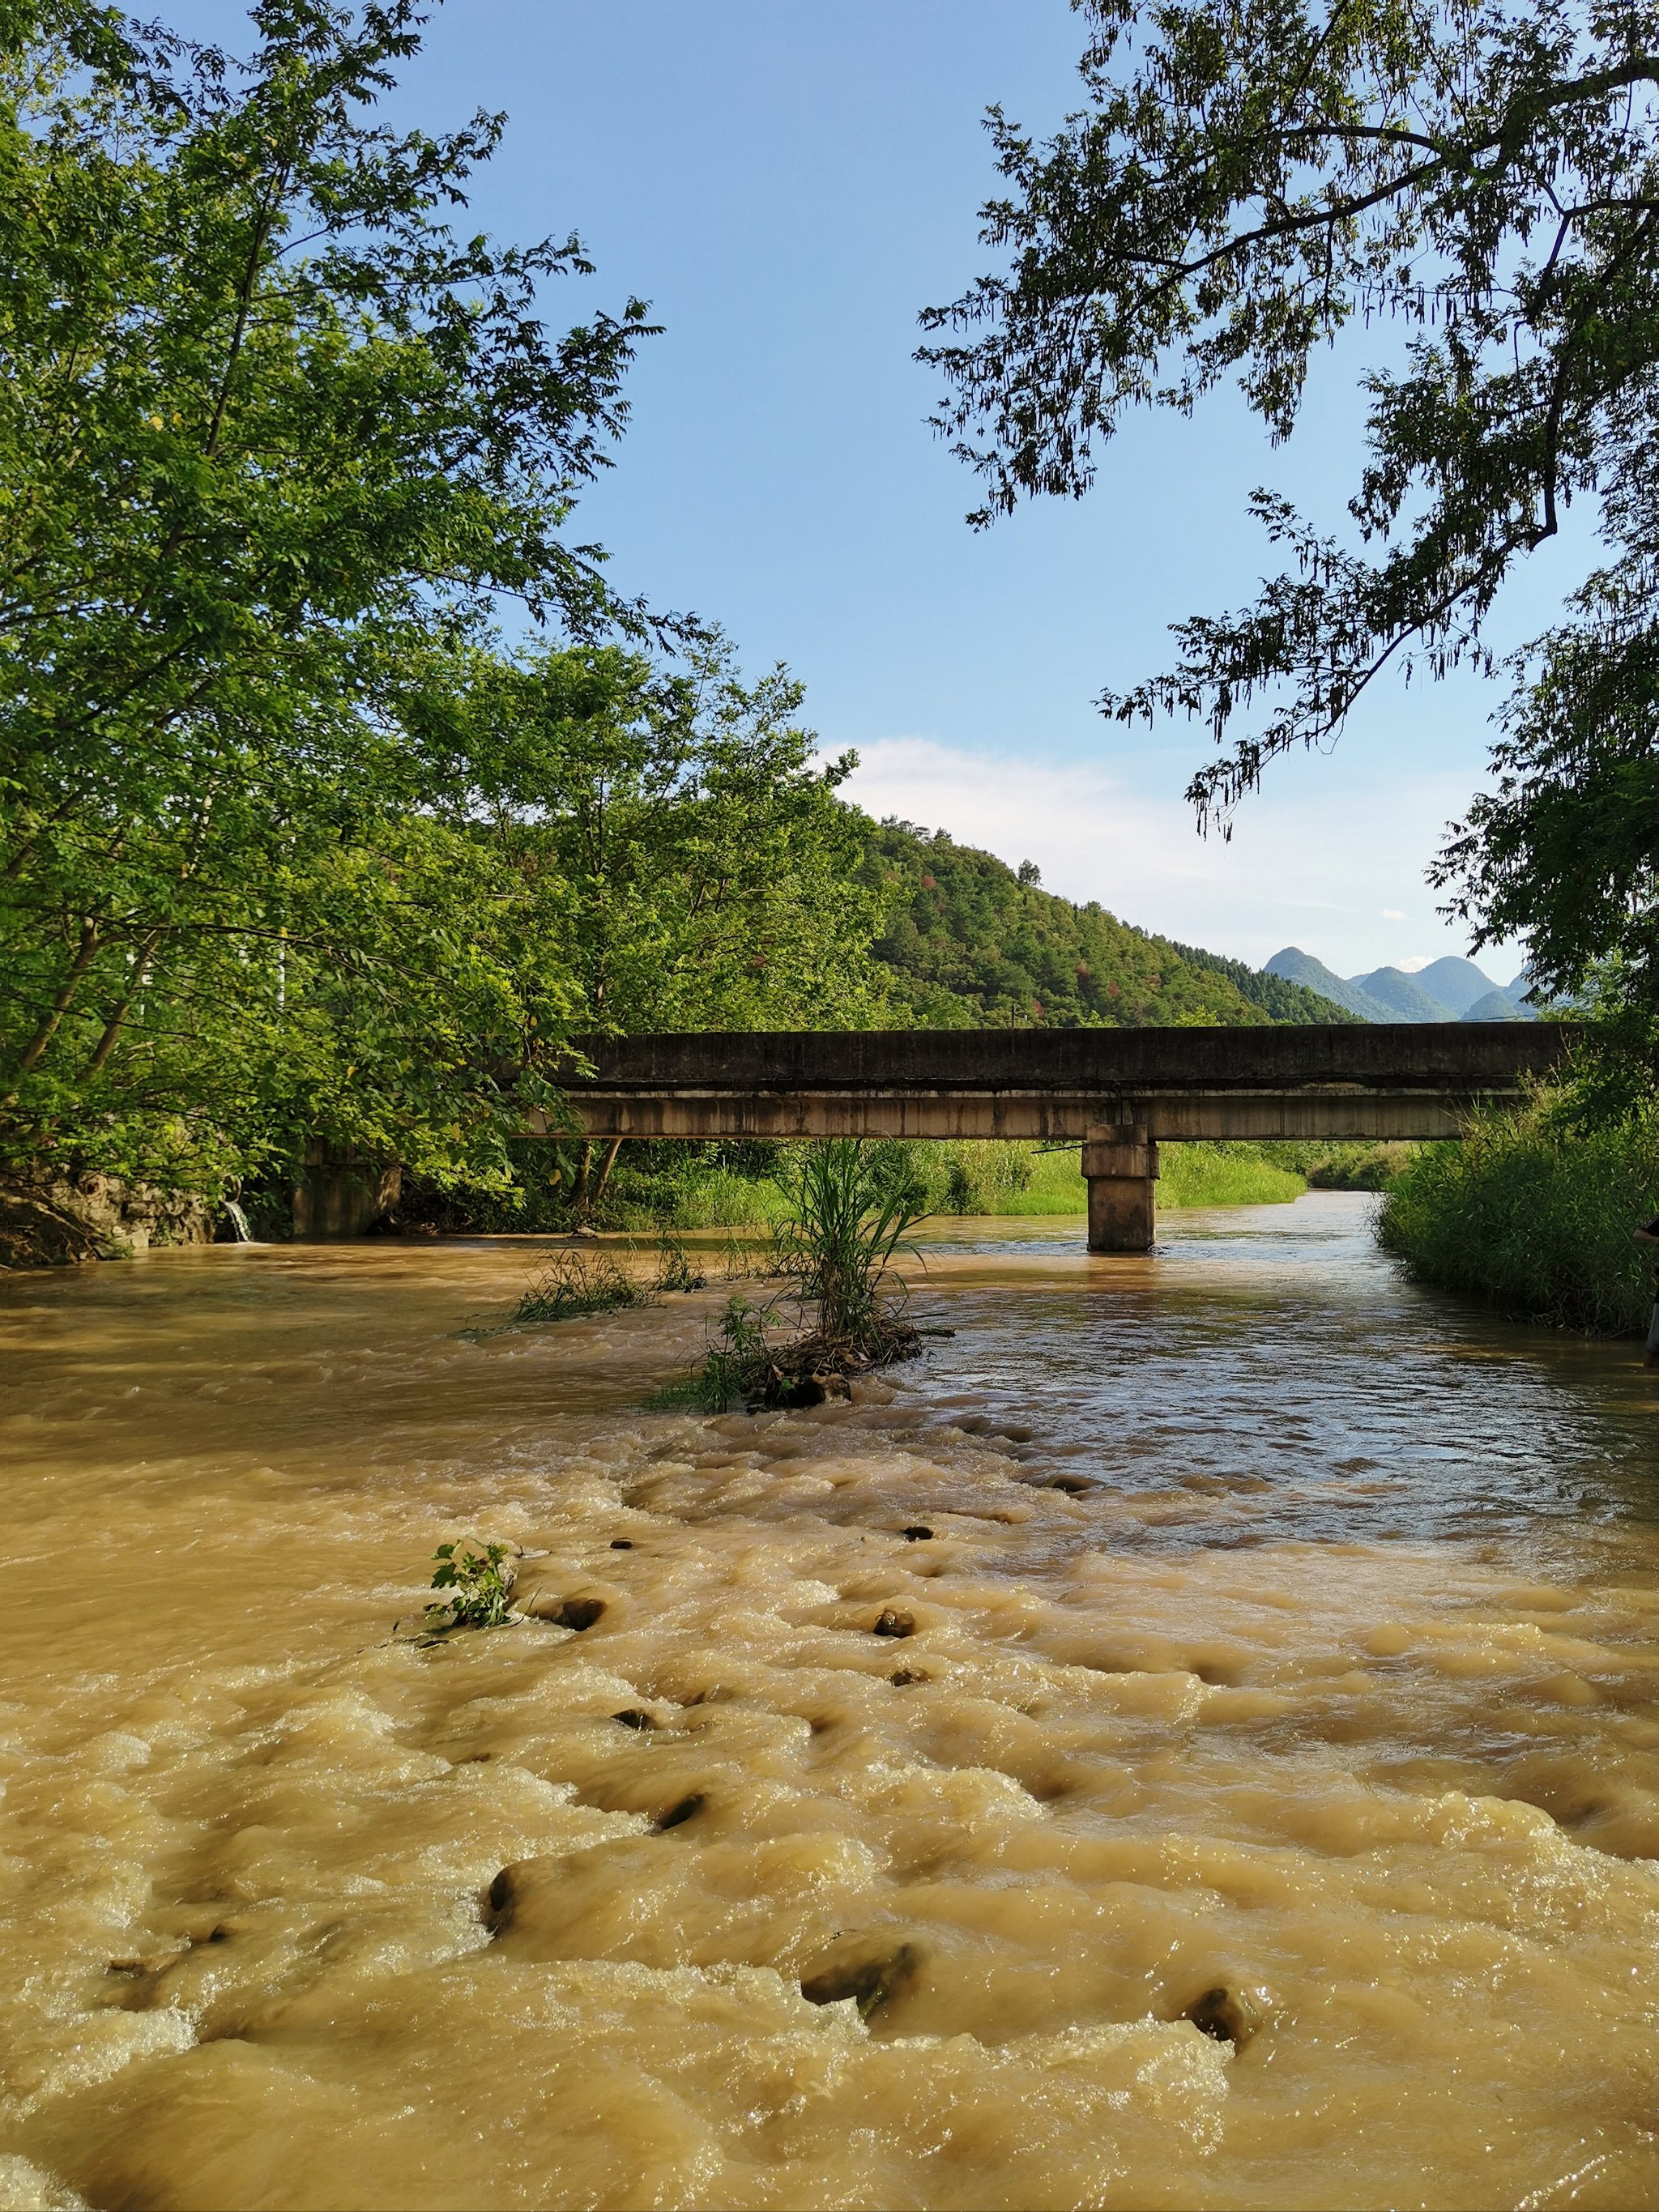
[423,1540,518,1634]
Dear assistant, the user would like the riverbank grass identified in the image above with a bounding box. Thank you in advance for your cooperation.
[1378,1093,1658,1335]
[609,1138,1341,1229]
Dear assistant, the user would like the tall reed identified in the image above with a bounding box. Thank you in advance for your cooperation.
[772,1139,928,1350]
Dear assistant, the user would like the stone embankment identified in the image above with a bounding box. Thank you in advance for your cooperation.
[0,1167,211,1269]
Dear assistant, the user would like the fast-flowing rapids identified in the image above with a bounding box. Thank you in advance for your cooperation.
[2,1193,1659,2211]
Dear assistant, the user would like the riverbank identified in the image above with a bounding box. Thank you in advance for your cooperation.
[4,1202,1659,2208]
[1379,1093,1658,1334]
[602,1139,1410,1228]
[398,1136,1410,1237]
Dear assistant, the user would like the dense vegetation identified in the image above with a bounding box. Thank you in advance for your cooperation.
[0,1,881,1246]
[386,813,1363,1233]
[1380,1092,1659,1336]
[6,0,1354,1263]
[443,1132,1399,1238]
[6,0,1644,1327]
[863,820,1353,1029]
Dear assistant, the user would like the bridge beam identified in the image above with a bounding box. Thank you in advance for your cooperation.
[544,1023,1572,1148]
[539,1089,1483,1144]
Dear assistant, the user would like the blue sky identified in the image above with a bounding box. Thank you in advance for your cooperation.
[177,0,1597,978]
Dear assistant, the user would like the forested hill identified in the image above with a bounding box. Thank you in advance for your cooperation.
[860,819,1357,1028]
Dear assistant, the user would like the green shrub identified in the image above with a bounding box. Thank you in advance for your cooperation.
[423,1541,517,1634]
[674,1292,777,1412]
[1377,1093,1659,1334]
[1302,1142,1417,1191]
[662,1141,928,1411]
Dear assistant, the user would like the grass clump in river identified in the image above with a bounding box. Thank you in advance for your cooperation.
[774,1140,925,1348]
[1378,1089,1659,1335]
[497,1239,710,1332]
[511,1250,655,1324]
[666,1140,928,1411]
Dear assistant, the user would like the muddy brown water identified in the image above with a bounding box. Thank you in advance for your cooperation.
[2,1191,1659,2211]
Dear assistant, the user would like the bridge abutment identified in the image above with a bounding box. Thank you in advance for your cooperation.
[1082,1123,1158,1253]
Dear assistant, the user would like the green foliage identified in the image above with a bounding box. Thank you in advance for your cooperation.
[1378,1093,1659,1335]
[574,1139,789,1231]
[651,1237,706,1294]
[1435,643,1659,1036]
[1300,1143,1417,1192]
[461,641,887,1036]
[665,1143,929,1413]
[676,1292,775,1413]
[772,1138,928,1349]
[923,0,1659,1031]
[1161,940,1358,1026]
[510,1250,655,1325]
[0,0,655,1198]
[424,1541,517,1634]
[1158,1146,1304,1208]
[860,820,1350,1027]
[554,1135,1408,1228]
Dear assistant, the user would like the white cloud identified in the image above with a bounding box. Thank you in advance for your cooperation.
[838,736,1522,978]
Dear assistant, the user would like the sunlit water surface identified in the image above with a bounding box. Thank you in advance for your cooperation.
[2,1193,1659,2210]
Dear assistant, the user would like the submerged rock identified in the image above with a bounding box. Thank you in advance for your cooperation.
[484,1865,522,1931]
[1183,1985,1265,2047]
[872,1609,915,1639]
[800,1939,921,2019]
[520,1594,608,1630]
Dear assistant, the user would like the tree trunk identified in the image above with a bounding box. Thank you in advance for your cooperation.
[591,1137,625,1211]
[2,918,100,1100]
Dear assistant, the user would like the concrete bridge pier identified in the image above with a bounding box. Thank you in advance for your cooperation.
[1082,1123,1158,1253]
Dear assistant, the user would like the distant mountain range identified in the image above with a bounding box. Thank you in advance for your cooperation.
[1265,948,1536,1023]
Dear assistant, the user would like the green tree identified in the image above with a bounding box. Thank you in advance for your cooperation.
[0,0,651,1196]
[465,637,887,1037]
[860,817,1354,1025]
[921,0,1659,1022]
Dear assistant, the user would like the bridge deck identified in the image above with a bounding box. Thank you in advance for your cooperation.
[539,1023,1575,1143]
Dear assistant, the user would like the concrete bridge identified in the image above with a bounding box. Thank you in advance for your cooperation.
[539,1022,1575,1251]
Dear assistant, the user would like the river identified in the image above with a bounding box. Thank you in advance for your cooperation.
[2,1191,1658,2211]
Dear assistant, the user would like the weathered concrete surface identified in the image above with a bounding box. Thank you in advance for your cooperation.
[540,1023,1576,1143]
[293,1148,403,1238]
[1085,1123,1158,1253]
